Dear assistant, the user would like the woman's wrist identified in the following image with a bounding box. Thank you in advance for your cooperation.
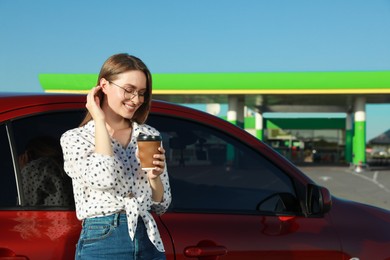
[148,174,161,181]
[149,175,164,202]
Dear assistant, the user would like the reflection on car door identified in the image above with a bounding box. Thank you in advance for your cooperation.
[148,115,344,260]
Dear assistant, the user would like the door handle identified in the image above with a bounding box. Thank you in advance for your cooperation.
[184,245,227,257]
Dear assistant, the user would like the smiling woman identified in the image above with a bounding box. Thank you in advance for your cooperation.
[60,53,171,260]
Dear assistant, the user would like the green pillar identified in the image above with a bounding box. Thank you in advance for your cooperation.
[352,97,366,166]
[345,113,353,163]
[256,129,263,141]
[255,112,263,141]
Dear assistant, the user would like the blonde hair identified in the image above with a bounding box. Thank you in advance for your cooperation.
[80,53,152,126]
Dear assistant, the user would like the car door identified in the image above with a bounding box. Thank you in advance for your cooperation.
[148,114,344,260]
[0,110,84,260]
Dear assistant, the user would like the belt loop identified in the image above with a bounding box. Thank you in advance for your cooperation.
[113,213,120,227]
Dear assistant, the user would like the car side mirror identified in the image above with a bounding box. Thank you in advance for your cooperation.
[256,192,301,214]
[307,184,332,216]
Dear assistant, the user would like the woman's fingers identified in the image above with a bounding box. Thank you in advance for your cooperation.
[86,86,105,120]
[149,147,165,176]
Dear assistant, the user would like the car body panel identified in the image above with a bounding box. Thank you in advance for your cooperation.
[330,198,390,259]
[160,213,346,260]
[0,211,80,259]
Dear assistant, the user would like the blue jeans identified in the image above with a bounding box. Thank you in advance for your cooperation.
[75,213,166,260]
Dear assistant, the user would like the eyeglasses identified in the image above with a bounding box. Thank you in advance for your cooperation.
[109,81,146,100]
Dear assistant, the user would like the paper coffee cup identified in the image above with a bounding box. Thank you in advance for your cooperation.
[137,134,162,170]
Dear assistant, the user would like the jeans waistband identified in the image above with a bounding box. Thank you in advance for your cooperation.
[83,213,138,227]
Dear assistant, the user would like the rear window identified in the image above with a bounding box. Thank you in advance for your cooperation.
[6,110,84,209]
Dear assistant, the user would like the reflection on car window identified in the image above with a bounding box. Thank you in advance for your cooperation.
[0,124,18,207]
[147,115,297,214]
[19,136,73,206]
[12,110,84,208]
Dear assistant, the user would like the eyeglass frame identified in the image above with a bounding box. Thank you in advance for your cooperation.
[108,81,146,100]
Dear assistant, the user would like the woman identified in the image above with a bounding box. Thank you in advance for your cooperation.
[61,53,171,259]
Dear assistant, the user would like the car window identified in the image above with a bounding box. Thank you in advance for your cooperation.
[11,110,85,209]
[0,124,18,207]
[147,115,299,214]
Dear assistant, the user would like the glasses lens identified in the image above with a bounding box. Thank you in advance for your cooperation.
[124,89,136,99]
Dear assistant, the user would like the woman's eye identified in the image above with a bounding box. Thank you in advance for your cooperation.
[125,89,135,94]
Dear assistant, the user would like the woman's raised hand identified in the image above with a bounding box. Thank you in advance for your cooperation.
[86,86,105,121]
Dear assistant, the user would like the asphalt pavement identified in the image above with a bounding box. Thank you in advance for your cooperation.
[298,165,390,211]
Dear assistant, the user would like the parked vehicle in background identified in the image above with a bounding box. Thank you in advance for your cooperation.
[1,93,389,259]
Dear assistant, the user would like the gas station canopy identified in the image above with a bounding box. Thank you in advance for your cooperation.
[39,70,390,113]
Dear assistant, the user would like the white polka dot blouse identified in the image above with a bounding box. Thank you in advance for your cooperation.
[60,120,171,252]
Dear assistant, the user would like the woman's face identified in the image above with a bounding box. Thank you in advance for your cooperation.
[102,70,147,120]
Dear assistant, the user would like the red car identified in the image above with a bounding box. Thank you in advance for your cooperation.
[0,93,389,260]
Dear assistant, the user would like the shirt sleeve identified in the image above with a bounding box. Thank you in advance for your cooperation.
[60,129,131,196]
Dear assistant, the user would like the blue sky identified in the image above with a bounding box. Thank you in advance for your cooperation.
[1,0,390,140]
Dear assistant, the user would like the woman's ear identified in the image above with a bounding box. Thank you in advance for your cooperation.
[100,78,109,93]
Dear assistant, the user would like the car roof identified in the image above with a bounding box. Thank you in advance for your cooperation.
[0,92,85,110]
